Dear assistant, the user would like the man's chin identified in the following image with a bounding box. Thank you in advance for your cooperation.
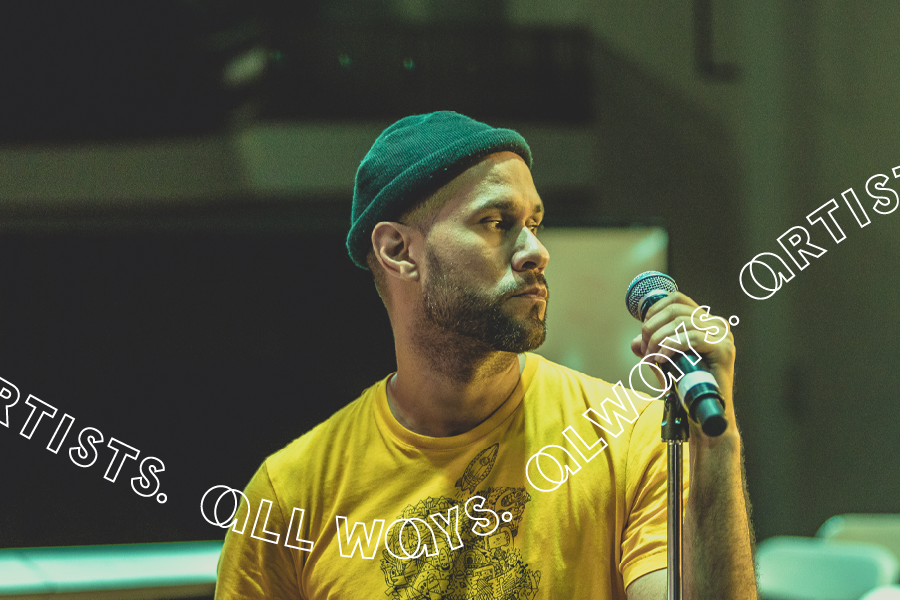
[490,321,547,354]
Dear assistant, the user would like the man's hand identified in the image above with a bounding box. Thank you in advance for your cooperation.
[629,291,738,443]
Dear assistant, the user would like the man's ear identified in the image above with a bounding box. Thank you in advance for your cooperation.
[371,222,422,281]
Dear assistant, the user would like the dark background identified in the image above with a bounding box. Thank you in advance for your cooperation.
[0,227,395,546]
[1,0,899,559]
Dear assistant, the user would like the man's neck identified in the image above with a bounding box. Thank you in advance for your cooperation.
[386,343,525,438]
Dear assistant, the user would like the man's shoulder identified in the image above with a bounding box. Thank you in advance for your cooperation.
[529,352,659,415]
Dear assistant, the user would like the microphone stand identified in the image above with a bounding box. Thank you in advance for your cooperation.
[662,391,688,600]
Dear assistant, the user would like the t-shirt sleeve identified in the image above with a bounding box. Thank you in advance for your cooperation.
[215,462,305,600]
[619,402,691,591]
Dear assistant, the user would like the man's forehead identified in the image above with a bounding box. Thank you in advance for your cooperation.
[442,153,543,214]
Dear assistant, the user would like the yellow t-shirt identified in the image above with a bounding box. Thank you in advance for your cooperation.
[215,352,689,599]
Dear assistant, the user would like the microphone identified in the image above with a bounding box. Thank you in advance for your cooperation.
[625,271,728,437]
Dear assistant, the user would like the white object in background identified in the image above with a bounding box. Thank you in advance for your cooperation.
[534,227,668,396]
[862,585,900,600]
[756,536,899,600]
[0,541,222,598]
[818,514,900,566]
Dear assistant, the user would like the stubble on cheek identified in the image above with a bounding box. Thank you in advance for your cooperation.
[420,244,548,353]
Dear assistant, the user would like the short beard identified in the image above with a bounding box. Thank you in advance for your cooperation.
[413,245,548,381]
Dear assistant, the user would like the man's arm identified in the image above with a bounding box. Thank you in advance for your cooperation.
[629,292,758,600]
[215,463,305,599]
[626,568,666,600]
[682,422,757,600]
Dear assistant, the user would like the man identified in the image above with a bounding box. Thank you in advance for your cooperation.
[215,111,758,599]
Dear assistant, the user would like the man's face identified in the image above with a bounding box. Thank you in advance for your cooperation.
[417,152,550,353]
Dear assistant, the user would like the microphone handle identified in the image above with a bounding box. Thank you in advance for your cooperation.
[668,354,728,437]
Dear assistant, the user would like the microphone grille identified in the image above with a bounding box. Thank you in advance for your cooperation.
[625,271,678,320]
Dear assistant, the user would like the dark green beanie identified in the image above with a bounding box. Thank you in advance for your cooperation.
[346,111,533,270]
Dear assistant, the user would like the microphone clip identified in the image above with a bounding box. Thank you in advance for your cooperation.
[661,391,689,442]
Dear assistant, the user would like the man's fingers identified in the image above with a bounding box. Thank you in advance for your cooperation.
[629,336,669,391]
[640,302,697,352]
[637,317,702,357]
[631,334,643,358]
[641,291,697,323]
[644,315,692,357]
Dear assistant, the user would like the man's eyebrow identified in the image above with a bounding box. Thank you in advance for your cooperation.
[475,198,545,215]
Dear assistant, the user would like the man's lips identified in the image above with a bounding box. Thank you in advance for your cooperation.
[512,286,548,299]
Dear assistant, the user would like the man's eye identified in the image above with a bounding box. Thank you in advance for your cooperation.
[484,220,543,234]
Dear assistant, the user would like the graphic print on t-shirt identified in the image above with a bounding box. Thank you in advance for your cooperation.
[379,443,542,600]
